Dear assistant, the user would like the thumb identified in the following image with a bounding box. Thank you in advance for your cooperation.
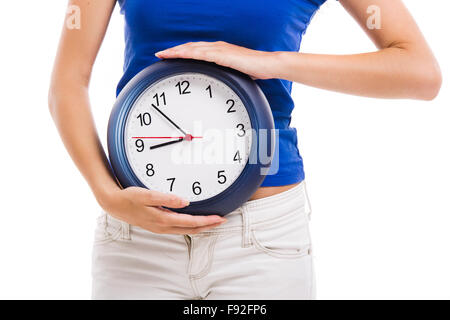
[141,189,190,208]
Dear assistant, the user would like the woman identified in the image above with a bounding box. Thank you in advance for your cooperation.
[49,0,441,299]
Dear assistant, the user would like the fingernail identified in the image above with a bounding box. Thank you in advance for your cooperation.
[155,50,165,57]
[181,199,190,206]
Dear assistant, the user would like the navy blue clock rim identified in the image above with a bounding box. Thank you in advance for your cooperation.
[108,59,274,216]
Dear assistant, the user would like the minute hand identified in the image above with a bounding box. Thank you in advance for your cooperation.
[151,104,187,135]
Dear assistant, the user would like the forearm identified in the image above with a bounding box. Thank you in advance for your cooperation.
[48,82,226,232]
[48,83,119,206]
[272,46,441,101]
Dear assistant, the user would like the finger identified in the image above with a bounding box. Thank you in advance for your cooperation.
[156,47,193,59]
[172,41,211,48]
[155,44,190,58]
[164,212,227,227]
[150,207,226,227]
[139,189,189,208]
[155,41,211,56]
[155,42,215,59]
[157,47,221,64]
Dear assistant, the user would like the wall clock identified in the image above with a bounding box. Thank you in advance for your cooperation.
[108,59,274,216]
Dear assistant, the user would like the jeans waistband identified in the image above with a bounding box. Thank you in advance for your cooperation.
[103,180,311,235]
[199,180,311,235]
[238,179,308,217]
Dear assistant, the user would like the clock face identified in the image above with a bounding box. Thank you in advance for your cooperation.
[124,72,253,202]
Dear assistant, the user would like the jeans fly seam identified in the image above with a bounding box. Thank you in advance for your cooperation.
[186,236,202,298]
[191,234,219,280]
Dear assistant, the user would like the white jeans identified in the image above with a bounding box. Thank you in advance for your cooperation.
[91,181,315,300]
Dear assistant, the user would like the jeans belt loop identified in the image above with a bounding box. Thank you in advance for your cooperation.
[121,221,131,240]
[241,206,252,248]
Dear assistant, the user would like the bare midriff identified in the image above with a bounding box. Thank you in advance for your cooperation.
[248,183,300,201]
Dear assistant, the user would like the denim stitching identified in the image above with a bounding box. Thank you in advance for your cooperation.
[94,220,123,245]
[241,207,251,248]
[250,230,311,259]
[196,207,305,235]
[251,206,308,231]
[184,235,202,299]
[121,222,131,240]
[303,180,313,220]
[103,213,132,242]
[198,227,243,235]
[191,234,219,280]
[186,236,202,298]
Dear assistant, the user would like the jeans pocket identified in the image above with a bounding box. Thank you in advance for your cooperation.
[251,207,312,259]
[93,212,129,245]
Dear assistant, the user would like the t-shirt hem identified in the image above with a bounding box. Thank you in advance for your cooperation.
[260,170,305,187]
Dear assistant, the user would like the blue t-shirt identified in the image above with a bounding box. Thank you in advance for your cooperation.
[116,0,327,187]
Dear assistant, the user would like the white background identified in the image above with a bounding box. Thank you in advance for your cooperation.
[0,1,448,299]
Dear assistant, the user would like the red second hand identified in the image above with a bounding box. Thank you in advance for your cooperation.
[132,135,202,139]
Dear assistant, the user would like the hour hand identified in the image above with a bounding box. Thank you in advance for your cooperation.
[149,137,184,150]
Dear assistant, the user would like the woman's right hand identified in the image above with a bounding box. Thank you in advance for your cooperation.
[49,1,227,236]
[99,187,227,235]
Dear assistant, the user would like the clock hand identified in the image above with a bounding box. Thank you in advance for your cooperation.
[149,137,184,150]
[133,134,203,150]
[132,135,203,139]
[151,104,187,136]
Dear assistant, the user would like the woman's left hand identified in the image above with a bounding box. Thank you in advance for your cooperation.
[155,41,277,80]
